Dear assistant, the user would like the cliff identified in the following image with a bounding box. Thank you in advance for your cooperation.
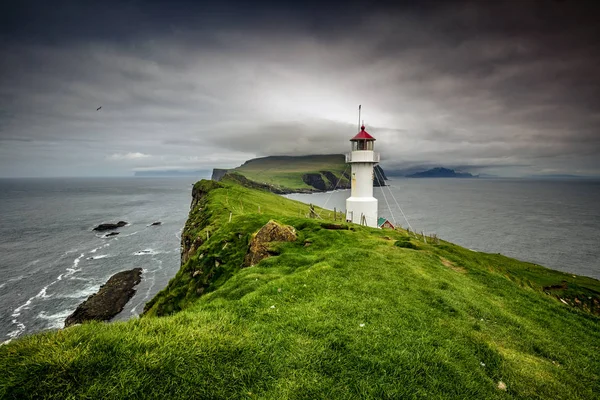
[2,178,599,398]
[210,168,229,181]
[212,154,387,192]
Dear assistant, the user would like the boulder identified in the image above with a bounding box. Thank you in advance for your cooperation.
[64,268,142,327]
[243,220,296,267]
[104,232,119,237]
[93,221,128,231]
[150,221,162,226]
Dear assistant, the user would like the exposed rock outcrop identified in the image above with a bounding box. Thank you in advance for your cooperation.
[302,173,328,191]
[64,268,142,327]
[104,232,119,237]
[243,220,297,267]
[319,170,350,190]
[211,168,229,182]
[93,221,128,231]
[150,221,162,226]
[190,180,223,210]
[374,165,388,186]
[181,180,224,265]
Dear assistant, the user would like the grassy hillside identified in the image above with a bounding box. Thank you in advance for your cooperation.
[1,179,599,399]
[231,154,349,191]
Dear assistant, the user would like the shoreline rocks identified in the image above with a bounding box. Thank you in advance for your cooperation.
[93,221,128,231]
[64,268,143,327]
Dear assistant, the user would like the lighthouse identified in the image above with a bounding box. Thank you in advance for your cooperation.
[345,124,380,227]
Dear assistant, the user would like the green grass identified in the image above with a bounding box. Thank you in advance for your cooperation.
[1,179,599,399]
[232,154,349,190]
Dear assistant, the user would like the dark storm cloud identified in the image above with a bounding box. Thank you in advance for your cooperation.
[0,0,599,177]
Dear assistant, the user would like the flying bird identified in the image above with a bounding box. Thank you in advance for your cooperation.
[96,106,102,111]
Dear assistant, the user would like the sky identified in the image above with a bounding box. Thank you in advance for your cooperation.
[1,0,599,177]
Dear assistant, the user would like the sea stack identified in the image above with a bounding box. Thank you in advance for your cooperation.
[345,124,379,227]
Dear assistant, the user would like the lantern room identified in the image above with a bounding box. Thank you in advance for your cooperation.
[350,125,376,151]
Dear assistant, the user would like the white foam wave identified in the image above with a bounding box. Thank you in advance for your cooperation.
[121,231,140,237]
[9,274,26,282]
[12,297,32,317]
[133,249,162,256]
[7,253,86,340]
[7,322,26,338]
[90,243,110,254]
[87,254,110,260]
[59,285,100,299]
[130,259,162,315]
[37,286,52,299]
[63,253,85,278]
[0,274,26,290]
[12,283,53,318]
[73,253,84,267]
[37,309,73,330]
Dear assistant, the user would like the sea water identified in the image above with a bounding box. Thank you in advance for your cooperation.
[287,178,600,281]
[1,177,599,342]
[0,177,204,342]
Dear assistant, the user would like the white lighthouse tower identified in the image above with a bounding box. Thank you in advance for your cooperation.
[346,124,380,227]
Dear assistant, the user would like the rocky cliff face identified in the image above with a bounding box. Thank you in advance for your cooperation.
[211,168,229,181]
[374,165,387,186]
[180,180,224,265]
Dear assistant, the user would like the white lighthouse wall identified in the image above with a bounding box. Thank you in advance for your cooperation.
[346,197,378,227]
[350,163,375,198]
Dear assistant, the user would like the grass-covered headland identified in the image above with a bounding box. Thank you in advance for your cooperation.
[1,177,599,399]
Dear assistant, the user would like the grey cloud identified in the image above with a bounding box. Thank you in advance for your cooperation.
[1,0,599,177]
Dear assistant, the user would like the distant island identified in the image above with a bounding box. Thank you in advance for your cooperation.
[407,167,476,178]
[212,154,387,193]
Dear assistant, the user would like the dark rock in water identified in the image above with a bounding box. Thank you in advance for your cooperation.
[104,232,120,237]
[64,268,142,327]
[243,220,296,267]
[93,221,128,231]
[150,221,162,226]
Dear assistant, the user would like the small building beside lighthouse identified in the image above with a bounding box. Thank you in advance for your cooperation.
[345,125,380,227]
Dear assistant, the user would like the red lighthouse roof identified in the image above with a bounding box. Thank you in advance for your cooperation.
[351,125,375,141]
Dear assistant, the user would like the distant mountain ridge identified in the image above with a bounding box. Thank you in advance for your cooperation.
[407,167,476,178]
[212,154,387,193]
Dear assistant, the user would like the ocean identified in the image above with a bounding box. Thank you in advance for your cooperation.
[1,177,599,342]
[287,178,600,281]
[0,177,205,343]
